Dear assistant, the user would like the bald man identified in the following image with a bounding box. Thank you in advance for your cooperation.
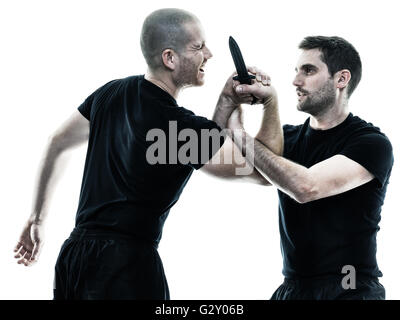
[14,8,282,299]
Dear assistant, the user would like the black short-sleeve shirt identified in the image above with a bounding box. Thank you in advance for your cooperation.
[279,113,394,279]
[76,75,225,244]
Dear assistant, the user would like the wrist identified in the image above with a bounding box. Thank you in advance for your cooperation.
[221,98,238,110]
[219,90,240,107]
[262,89,278,109]
[28,214,45,226]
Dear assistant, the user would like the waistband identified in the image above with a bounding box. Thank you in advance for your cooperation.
[69,227,159,249]
[283,274,379,288]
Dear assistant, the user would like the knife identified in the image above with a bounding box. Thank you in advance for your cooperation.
[229,36,257,104]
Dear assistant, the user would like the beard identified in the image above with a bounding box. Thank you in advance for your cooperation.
[297,79,336,117]
[174,55,204,88]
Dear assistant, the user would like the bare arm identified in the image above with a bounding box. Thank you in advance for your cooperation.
[254,91,283,156]
[200,134,268,185]
[201,67,283,185]
[202,88,268,185]
[14,110,89,266]
[232,130,374,203]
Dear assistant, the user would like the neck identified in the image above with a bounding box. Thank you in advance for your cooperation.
[309,100,349,130]
[145,70,181,100]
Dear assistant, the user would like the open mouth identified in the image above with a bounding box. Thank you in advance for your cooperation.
[199,64,205,73]
[297,90,308,101]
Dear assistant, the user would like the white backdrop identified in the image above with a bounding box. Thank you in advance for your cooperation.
[1,0,399,300]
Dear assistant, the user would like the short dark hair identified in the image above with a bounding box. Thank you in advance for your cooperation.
[299,36,362,97]
[140,8,199,71]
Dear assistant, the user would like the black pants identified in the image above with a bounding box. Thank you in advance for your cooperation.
[271,275,385,300]
[54,228,169,300]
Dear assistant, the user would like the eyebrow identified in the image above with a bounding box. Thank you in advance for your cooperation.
[295,64,318,72]
[192,41,205,47]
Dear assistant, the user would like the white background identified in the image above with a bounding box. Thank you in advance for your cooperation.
[1,0,399,299]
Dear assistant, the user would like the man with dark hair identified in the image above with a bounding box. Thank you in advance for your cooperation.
[299,36,362,97]
[13,8,281,299]
[216,36,393,300]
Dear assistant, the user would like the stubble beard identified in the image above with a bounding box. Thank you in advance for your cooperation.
[174,55,203,89]
[297,79,336,117]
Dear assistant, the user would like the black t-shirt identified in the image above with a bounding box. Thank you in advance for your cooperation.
[279,113,393,279]
[76,75,224,244]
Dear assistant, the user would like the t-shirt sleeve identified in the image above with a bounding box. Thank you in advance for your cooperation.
[339,132,394,188]
[77,79,118,121]
[180,114,226,170]
[77,93,94,120]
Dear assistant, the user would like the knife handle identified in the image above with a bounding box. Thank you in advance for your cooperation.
[232,74,255,85]
[233,74,257,104]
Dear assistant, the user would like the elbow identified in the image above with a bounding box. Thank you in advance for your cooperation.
[293,195,309,204]
[259,179,272,186]
[292,182,319,204]
[251,177,272,186]
[47,133,65,155]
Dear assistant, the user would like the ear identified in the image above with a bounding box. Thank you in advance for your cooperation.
[335,69,351,90]
[161,49,177,71]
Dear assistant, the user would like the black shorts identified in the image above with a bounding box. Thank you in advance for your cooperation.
[271,275,385,300]
[54,228,169,300]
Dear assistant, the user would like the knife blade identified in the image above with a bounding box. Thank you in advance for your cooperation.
[229,36,257,104]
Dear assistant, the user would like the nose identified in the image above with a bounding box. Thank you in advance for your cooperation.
[204,45,213,60]
[292,73,303,87]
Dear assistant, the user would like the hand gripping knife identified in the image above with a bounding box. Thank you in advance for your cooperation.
[229,36,257,104]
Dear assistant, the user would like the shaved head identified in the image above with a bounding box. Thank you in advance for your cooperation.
[140,8,200,71]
